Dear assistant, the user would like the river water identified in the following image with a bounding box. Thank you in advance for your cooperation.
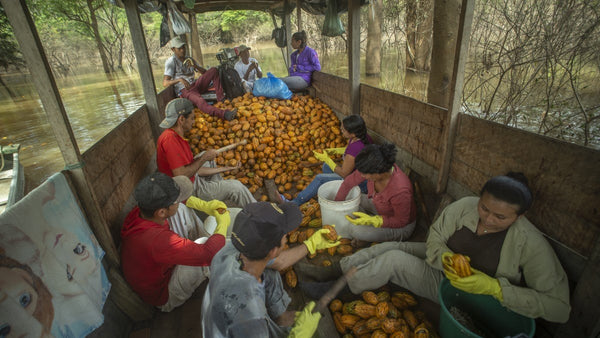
[0,46,424,191]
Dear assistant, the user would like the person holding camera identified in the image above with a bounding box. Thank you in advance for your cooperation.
[234,44,263,93]
[163,36,237,121]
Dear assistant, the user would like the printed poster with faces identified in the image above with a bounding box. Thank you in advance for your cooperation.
[0,173,111,338]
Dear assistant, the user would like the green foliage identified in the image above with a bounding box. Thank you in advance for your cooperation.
[220,10,269,32]
[0,6,25,71]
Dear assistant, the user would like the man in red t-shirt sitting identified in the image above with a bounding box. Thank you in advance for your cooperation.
[120,172,231,312]
[156,98,256,208]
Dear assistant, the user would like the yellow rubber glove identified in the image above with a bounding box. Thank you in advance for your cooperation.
[312,150,337,171]
[326,147,346,155]
[345,212,384,228]
[212,210,231,237]
[185,196,227,216]
[442,252,457,275]
[446,267,503,301]
[313,150,337,171]
[289,301,321,338]
[303,228,341,255]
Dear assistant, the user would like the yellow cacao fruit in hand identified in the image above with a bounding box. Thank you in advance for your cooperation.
[451,253,473,277]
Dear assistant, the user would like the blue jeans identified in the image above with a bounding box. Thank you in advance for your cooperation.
[291,164,368,205]
[292,163,341,205]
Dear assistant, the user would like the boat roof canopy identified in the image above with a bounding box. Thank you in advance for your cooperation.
[110,0,368,16]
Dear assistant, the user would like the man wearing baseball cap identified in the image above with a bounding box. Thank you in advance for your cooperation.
[164,36,237,121]
[157,98,256,209]
[234,44,263,92]
[202,201,341,337]
[120,172,231,312]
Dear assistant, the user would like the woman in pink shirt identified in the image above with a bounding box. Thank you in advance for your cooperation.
[335,143,417,243]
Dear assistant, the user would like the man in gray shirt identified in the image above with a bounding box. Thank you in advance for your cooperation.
[202,201,341,337]
[163,36,237,121]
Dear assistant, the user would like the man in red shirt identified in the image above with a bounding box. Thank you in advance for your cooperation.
[156,98,256,208]
[120,172,231,311]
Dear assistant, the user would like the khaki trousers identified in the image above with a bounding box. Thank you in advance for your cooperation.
[339,241,444,302]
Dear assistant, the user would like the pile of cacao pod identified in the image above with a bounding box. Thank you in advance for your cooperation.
[187,93,346,200]
[330,290,436,337]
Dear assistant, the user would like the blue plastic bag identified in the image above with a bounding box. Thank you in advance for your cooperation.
[253,72,292,100]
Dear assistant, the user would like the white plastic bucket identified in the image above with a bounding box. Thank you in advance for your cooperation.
[317,180,361,238]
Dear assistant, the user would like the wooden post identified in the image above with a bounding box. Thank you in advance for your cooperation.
[124,0,162,141]
[0,0,120,267]
[435,0,474,193]
[188,12,204,66]
[284,0,293,61]
[297,0,302,31]
[348,0,361,115]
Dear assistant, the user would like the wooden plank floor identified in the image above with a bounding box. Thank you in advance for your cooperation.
[129,281,208,338]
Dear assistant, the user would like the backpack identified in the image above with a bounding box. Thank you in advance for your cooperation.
[271,27,287,48]
[218,66,244,100]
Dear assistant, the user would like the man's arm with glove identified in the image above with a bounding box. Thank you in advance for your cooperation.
[288,301,321,338]
[185,196,226,215]
[186,196,230,236]
[345,212,383,228]
[270,226,341,271]
[303,227,341,255]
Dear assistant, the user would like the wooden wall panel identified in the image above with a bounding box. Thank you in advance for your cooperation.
[312,73,447,171]
[82,108,156,245]
[451,114,600,257]
[360,84,447,169]
[312,72,350,115]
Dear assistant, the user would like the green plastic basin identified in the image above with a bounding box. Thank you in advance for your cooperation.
[438,278,535,338]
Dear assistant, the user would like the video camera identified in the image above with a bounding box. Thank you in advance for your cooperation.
[215,48,238,68]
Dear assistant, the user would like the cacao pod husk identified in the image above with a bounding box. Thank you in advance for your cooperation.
[362,291,379,305]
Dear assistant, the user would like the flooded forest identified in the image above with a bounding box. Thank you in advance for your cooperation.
[0,0,599,189]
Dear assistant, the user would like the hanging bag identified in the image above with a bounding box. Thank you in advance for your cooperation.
[168,3,191,36]
[322,0,345,37]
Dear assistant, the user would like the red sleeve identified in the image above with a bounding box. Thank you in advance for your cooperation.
[382,190,413,228]
[335,170,364,201]
[151,231,225,267]
[157,131,193,177]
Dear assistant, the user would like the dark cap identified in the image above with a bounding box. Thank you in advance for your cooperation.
[134,173,193,211]
[160,98,195,128]
[231,202,302,260]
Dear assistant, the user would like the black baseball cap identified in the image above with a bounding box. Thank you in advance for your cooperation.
[231,202,302,260]
[134,172,193,211]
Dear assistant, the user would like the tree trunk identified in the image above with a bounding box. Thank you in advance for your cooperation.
[86,0,111,73]
[405,0,433,72]
[366,0,383,76]
[427,0,461,107]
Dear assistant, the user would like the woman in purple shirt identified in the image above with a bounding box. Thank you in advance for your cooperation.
[281,31,321,91]
[282,115,371,206]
